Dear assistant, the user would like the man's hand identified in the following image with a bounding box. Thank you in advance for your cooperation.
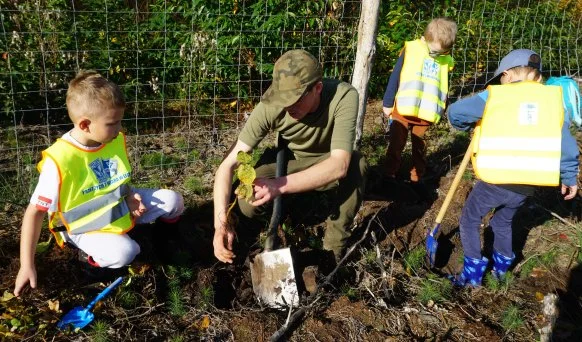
[213,212,236,263]
[561,183,578,200]
[127,191,147,218]
[251,177,284,207]
[14,266,37,297]
[382,106,393,119]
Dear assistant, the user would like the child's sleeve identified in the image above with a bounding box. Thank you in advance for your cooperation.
[382,51,405,108]
[559,125,579,186]
[30,158,59,213]
[447,90,488,131]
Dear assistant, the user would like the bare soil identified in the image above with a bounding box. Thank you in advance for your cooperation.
[1,100,582,341]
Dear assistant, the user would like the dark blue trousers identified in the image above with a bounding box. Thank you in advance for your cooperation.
[460,181,527,259]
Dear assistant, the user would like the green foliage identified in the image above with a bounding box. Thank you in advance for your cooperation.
[198,286,214,310]
[168,287,186,317]
[364,250,377,265]
[403,246,426,274]
[234,151,256,201]
[90,320,110,342]
[340,284,359,300]
[417,275,452,305]
[501,304,524,332]
[169,335,185,342]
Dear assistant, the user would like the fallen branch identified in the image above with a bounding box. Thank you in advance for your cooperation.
[269,208,383,342]
[533,203,579,229]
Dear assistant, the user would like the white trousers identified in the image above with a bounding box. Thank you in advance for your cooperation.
[65,188,184,268]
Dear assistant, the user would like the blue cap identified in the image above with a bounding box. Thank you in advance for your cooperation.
[486,49,542,85]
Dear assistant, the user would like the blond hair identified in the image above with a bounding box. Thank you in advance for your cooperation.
[66,70,125,122]
[424,17,457,49]
[507,66,542,82]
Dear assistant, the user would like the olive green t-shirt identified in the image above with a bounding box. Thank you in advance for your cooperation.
[239,79,359,159]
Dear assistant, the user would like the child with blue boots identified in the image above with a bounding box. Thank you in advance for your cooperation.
[446,49,579,287]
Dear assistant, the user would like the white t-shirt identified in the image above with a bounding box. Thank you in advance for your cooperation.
[30,132,102,214]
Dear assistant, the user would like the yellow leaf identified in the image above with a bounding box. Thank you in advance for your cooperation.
[236,151,252,164]
[535,292,545,301]
[129,263,151,276]
[1,313,14,320]
[237,164,256,185]
[235,184,253,200]
[199,315,210,329]
[229,100,237,108]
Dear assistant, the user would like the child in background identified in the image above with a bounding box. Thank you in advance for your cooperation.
[447,49,578,287]
[382,17,457,185]
[14,71,184,296]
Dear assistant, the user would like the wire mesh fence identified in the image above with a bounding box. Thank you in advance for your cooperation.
[0,0,581,211]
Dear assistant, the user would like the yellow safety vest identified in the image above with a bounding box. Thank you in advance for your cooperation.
[472,82,563,186]
[395,39,454,123]
[39,133,133,247]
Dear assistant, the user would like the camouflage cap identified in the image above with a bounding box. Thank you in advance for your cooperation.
[261,49,323,107]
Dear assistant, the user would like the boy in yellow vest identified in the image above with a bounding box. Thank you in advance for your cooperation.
[446,49,579,287]
[13,71,184,296]
[382,17,457,187]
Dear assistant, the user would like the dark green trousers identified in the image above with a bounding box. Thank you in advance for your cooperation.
[238,149,368,257]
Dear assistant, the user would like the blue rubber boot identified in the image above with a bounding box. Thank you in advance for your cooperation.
[448,256,489,287]
[491,250,515,280]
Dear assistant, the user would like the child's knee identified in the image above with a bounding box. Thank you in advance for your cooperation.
[159,189,184,217]
[104,240,140,268]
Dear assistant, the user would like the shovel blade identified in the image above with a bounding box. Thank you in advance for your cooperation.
[426,224,440,267]
[250,248,299,309]
[57,306,94,330]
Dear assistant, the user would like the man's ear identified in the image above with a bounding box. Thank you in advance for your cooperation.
[78,118,91,132]
[314,81,324,95]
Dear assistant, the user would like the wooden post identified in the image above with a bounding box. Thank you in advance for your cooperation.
[351,0,380,148]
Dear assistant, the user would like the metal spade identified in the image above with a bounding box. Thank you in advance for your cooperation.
[250,136,299,309]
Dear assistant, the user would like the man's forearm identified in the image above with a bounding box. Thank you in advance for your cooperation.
[279,151,350,194]
[213,163,235,228]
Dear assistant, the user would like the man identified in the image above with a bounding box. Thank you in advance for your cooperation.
[213,49,368,264]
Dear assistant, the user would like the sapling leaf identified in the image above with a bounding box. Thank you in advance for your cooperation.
[237,164,256,184]
[236,184,253,200]
[236,151,252,164]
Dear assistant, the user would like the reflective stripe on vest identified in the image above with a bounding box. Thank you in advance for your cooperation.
[395,39,453,123]
[61,183,130,229]
[472,82,563,186]
[40,133,133,246]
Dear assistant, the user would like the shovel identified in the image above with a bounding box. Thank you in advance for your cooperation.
[426,136,475,267]
[57,276,123,330]
[250,136,299,309]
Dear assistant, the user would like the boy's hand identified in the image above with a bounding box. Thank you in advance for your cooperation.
[382,106,393,119]
[14,266,37,297]
[561,183,578,200]
[127,192,147,218]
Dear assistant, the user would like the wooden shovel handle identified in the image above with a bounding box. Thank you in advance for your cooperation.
[434,136,475,224]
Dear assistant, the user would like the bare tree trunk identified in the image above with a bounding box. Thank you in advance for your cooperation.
[351,0,380,148]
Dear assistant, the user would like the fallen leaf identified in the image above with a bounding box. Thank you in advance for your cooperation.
[535,291,545,301]
[530,267,547,278]
[199,315,210,329]
[47,300,61,313]
[1,291,15,302]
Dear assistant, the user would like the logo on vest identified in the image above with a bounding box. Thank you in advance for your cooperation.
[518,102,539,125]
[90,158,118,183]
[422,59,439,80]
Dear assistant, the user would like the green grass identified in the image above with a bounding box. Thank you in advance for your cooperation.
[169,335,185,342]
[168,287,186,317]
[198,286,214,310]
[417,275,452,305]
[118,290,139,309]
[140,151,180,169]
[403,246,426,274]
[90,320,110,342]
[501,304,524,332]
[485,271,514,293]
[184,175,204,195]
[364,250,377,265]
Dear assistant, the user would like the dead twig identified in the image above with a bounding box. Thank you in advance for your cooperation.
[269,208,382,342]
[533,203,579,229]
